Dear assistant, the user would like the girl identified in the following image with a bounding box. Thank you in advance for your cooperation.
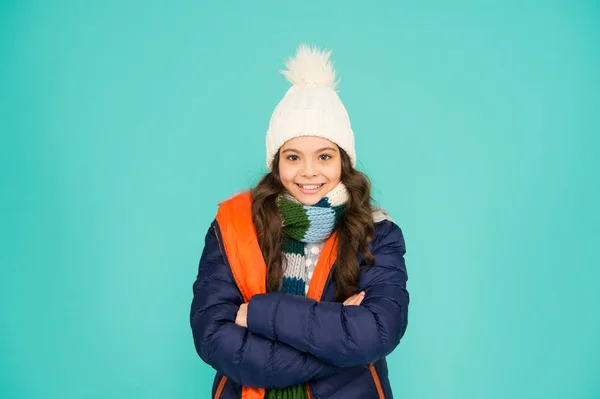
[190,44,409,399]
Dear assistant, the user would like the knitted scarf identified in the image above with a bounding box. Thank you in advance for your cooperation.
[265,183,348,399]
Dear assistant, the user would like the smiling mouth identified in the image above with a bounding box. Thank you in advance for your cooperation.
[295,183,325,194]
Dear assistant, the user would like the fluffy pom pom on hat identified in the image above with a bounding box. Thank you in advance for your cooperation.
[265,43,356,170]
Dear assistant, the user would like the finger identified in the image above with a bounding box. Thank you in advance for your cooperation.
[356,291,366,305]
[343,294,359,306]
[347,294,362,306]
[350,292,365,306]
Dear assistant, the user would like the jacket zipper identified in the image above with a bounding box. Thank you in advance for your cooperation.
[368,364,385,399]
[214,375,227,399]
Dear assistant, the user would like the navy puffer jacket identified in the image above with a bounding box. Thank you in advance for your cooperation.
[190,217,409,399]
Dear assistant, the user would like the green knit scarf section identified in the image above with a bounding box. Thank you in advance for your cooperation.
[266,383,308,399]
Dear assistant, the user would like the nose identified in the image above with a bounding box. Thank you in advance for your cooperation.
[301,160,318,178]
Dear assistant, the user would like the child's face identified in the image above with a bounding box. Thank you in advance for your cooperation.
[278,136,342,206]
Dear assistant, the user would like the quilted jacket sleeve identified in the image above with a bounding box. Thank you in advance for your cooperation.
[246,221,409,368]
[190,221,345,388]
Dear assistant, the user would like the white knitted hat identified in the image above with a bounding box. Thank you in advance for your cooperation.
[265,43,356,170]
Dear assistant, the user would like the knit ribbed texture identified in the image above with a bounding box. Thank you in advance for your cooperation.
[266,383,308,399]
[278,182,348,243]
[265,183,348,399]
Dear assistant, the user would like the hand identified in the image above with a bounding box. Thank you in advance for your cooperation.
[236,303,248,328]
[343,291,366,306]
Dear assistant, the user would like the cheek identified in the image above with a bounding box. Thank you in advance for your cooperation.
[325,162,342,183]
[278,163,296,183]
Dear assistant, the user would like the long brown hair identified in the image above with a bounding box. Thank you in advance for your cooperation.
[251,148,375,302]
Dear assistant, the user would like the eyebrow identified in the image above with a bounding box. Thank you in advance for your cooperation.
[281,147,339,154]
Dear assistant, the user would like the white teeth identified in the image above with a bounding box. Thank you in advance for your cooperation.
[299,184,322,190]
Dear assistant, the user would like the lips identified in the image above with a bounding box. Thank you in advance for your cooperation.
[295,183,325,194]
[297,184,324,190]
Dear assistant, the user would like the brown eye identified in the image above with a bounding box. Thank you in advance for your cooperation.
[319,154,332,161]
[287,155,300,161]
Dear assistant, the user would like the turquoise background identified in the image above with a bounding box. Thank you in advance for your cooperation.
[1,1,599,398]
